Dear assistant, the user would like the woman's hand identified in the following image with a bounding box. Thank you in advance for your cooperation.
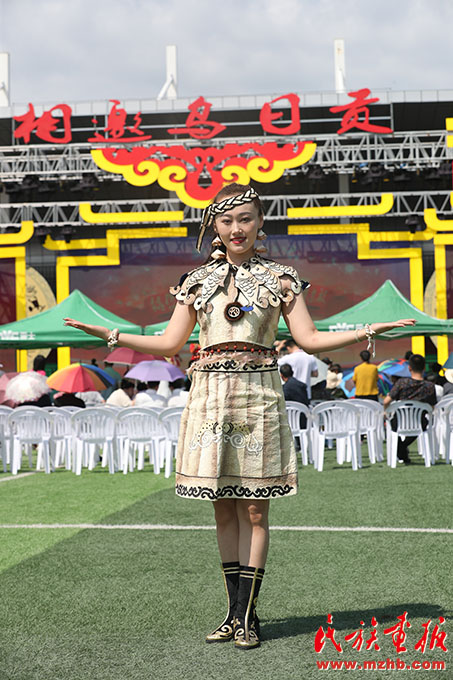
[63,317,110,341]
[371,319,416,335]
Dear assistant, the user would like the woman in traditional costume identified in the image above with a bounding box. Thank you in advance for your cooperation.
[64,183,414,649]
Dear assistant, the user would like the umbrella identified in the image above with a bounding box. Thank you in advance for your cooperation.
[377,358,406,372]
[378,359,411,378]
[47,363,115,393]
[104,347,161,365]
[340,369,392,398]
[0,372,18,403]
[80,363,116,385]
[125,360,185,382]
[443,353,453,369]
[5,371,51,404]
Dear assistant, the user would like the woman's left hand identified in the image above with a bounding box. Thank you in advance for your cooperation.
[371,319,416,335]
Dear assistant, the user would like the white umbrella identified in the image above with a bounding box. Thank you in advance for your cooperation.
[5,371,51,404]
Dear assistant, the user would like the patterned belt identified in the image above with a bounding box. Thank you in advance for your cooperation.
[188,346,278,374]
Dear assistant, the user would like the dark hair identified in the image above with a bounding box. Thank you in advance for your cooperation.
[331,363,342,372]
[360,350,371,362]
[430,362,442,373]
[284,339,298,349]
[279,363,294,379]
[120,379,134,390]
[203,183,264,262]
[409,354,425,373]
[33,354,46,371]
[322,357,332,365]
[404,350,413,361]
[147,381,159,389]
[170,378,184,390]
[136,382,147,392]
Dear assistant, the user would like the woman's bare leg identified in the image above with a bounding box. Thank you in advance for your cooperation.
[236,499,270,568]
[212,498,240,562]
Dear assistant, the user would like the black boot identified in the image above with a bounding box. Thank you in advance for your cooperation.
[233,566,264,649]
[205,561,240,643]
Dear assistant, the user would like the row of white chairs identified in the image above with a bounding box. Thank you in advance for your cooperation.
[285,397,453,471]
[0,405,184,477]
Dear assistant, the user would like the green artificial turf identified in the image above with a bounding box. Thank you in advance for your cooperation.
[0,444,451,680]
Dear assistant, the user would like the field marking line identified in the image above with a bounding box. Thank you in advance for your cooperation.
[0,523,451,534]
[0,472,36,484]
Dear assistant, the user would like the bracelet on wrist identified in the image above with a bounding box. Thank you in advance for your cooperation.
[107,328,119,350]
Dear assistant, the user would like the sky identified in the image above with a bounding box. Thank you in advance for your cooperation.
[0,0,452,107]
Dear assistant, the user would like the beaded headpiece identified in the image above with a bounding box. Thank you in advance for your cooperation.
[196,188,259,252]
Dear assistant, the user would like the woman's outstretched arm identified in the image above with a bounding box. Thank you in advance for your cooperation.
[282,289,415,354]
[64,301,197,357]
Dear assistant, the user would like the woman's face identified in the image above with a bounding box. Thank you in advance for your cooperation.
[214,200,263,261]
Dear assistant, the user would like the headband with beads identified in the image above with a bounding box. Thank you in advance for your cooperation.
[196,188,259,252]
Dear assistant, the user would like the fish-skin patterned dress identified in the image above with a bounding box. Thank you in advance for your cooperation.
[169,254,309,501]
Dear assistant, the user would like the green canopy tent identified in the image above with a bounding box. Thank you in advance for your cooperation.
[314,279,453,339]
[145,279,453,343]
[145,320,200,343]
[0,289,143,349]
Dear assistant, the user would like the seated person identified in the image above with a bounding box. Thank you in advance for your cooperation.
[383,354,436,464]
[106,379,135,408]
[53,392,86,408]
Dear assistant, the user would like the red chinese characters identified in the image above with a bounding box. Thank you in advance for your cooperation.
[414,617,447,653]
[14,103,72,144]
[314,613,343,653]
[329,88,393,135]
[260,93,301,135]
[88,100,152,143]
[344,616,381,652]
[167,96,226,139]
[383,611,411,653]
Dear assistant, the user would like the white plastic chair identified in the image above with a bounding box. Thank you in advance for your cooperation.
[71,408,117,474]
[311,401,361,472]
[59,406,83,414]
[385,400,435,468]
[437,399,453,465]
[349,400,384,463]
[158,407,184,477]
[115,408,163,474]
[433,397,453,460]
[285,401,312,465]
[50,409,73,470]
[0,405,13,472]
[8,406,54,474]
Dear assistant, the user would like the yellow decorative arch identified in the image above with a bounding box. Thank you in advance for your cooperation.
[0,221,34,371]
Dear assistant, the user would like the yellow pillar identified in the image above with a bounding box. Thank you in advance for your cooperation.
[434,242,450,365]
[409,256,425,356]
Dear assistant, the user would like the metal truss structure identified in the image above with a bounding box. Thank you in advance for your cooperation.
[0,191,451,230]
[0,129,452,182]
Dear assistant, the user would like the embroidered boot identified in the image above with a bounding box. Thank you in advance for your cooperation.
[233,566,264,649]
[205,561,240,643]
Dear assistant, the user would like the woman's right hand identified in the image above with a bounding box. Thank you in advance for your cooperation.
[63,317,110,341]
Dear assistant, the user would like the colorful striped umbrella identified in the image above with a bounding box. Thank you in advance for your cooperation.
[47,363,115,393]
[340,369,393,398]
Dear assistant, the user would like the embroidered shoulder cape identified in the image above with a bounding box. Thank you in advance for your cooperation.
[170,254,309,314]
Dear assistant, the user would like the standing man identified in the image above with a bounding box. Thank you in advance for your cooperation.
[353,350,379,401]
[277,339,318,400]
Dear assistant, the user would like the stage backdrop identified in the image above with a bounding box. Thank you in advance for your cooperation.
[69,234,412,369]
